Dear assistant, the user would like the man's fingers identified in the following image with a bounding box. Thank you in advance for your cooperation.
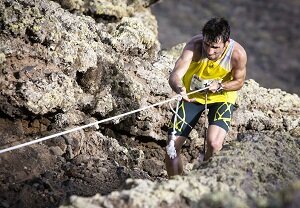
[182,96,196,102]
[181,96,190,102]
[208,81,219,93]
[179,89,196,102]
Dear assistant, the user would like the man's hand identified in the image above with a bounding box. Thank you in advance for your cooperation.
[177,86,196,102]
[208,81,223,93]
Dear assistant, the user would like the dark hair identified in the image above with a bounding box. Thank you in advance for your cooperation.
[202,17,230,43]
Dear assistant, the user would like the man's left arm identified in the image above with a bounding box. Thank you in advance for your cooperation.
[223,45,247,91]
[211,44,247,92]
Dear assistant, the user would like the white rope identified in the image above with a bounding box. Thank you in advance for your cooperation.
[166,95,181,159]
[168,101,192,129]
[0,87,209,154]
[203,90,208,156]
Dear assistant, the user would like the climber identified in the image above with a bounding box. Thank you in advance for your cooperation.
[165,17,247,178]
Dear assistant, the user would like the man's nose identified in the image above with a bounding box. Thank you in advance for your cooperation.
[207,48,215,55]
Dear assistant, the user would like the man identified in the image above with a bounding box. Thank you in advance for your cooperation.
[165,17,247,177]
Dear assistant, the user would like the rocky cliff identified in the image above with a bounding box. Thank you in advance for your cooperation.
[0,1,299,208]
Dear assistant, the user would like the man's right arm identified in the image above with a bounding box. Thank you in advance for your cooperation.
[169,42,194,95]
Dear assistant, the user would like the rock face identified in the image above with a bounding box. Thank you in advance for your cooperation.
[0,1,299,208]
[60,80,300,208]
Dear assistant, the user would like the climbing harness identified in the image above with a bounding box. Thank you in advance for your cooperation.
[0,86,209,155]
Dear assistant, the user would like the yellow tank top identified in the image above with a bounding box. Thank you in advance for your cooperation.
[182,39,237,104]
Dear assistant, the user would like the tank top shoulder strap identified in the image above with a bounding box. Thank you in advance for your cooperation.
[219,39,235,71]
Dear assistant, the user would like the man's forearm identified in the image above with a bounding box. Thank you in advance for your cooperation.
[169,72,194,102]
[168,53,193,94]
[169,73,184,94]
[222,79,244,91]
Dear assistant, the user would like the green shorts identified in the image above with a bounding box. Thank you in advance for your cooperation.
[168,101,235,137]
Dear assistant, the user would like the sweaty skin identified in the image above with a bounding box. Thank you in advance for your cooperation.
[166,34,247,178]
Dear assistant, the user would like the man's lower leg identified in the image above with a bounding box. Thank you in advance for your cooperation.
[203,125,226,161]
[165,152,183,177]
[204,139,224,161]
[204,146,213,161]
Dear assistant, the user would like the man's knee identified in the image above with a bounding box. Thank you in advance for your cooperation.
[207,125,226,152]
[207,139,223,152]
[208,141,223,151]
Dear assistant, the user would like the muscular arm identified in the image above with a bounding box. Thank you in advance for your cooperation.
[222,43,247,91]
[169,41,195,94]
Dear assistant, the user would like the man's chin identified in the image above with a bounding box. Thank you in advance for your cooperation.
[207,56,217,61]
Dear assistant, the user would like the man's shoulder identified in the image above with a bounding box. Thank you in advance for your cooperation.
[232,41,247,62]
[188,34,203,45]
[184,35,203,52]
[231,41,247,68]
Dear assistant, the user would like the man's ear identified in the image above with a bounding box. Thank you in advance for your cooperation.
[224,39,230,47]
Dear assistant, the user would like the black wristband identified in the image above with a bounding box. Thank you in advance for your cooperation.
[216,82,224,92]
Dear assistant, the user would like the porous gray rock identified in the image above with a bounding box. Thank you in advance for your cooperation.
[0,1,299,208]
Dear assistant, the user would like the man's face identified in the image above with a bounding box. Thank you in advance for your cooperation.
[203,37,228,61]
